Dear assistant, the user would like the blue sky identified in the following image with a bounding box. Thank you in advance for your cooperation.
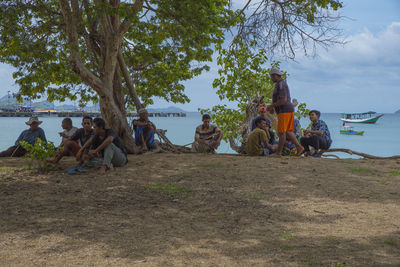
[0,0,399,113]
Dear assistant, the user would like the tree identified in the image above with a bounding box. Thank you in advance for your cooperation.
[0,0,235,152]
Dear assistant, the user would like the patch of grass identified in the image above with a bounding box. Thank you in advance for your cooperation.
[180,173,195,180]
[0,166,15,172]
[376,179,389,184]
[279,232,295,239]
[384,239,396,246]
[349,167,374,174]
[282,243,295,250]
[144,183,189,200]
[234,217,240,223]
[196,162,223,168]
[336,263,344,267]
[250,195,264,201]
[376,216,385,222]
[390,170,400,176]
[299,258,315,264]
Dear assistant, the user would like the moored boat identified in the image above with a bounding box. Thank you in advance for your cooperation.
[340,112,383,124]
[340,126,364,135]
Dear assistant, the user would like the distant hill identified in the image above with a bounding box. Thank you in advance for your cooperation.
[147,106,186,113]
[395,109,400,114]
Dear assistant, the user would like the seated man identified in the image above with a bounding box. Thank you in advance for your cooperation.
[251,106,271,131]
[58,117,78,148]
[246,117,274,156]
[133,108,155,151]
[300,110,332,157]
[192,114,223,153]
[0,116,47,157]
[49,116,94,163]
[81,118,127,173]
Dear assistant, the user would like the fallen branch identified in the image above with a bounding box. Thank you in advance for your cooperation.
[319,148,400,160]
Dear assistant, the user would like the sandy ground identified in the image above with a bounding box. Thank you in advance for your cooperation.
[0,153,399,266]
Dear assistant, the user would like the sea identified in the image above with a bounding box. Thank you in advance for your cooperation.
[1,112,399,158]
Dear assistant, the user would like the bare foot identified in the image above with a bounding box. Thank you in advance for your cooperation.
[296,146,305,156]
[109,163,114,171]
[99,165,107,174]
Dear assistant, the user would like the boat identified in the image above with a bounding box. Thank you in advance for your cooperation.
[340,126,364,135]
[34,109,58,117]
[340,112,383,124]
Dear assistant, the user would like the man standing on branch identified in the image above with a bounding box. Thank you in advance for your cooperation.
[267,68,304,156]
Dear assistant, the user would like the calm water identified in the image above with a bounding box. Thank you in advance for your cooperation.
[1,113,399,158]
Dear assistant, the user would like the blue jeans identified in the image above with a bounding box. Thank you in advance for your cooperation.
[135,126,155,148]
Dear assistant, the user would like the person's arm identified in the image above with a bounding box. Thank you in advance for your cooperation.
[15,130,26,145]
[309,130,323,136]
[92,136,114,155]
[133,120,150,127]
[40,129,47,143]
[215,129,224,148]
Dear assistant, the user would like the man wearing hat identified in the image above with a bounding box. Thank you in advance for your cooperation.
[132,108,156,151]
[267,68,304,156]
[0,116,47,157]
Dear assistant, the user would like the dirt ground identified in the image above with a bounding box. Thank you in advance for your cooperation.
[0,153,399,266]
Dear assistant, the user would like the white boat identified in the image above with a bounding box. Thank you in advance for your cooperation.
[340,112,383,124]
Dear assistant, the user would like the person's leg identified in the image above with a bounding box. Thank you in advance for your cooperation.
[103,143,127,168]
[287,131,304,155]
[135,126,144,146]
[275,132,287,155]
[83,157,104,168]
[0,146,27,157]
[0,146,17,157]
[300,137,311,152]
[145,130,155,149]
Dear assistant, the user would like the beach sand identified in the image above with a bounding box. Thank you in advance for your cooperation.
[0,154,399,266]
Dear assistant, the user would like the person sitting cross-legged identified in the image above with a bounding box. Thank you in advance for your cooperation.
[133,108,156,152]
[81,118,127,173]
[246,117,275,156]
[192,114,223,153]
[0,117,47,157]
[300,110,332,157]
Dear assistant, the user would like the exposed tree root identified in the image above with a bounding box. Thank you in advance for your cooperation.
[319,148,400,160]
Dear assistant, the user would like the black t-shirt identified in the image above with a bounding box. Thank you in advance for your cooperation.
[71,128,94,146]
[91,129,127,155]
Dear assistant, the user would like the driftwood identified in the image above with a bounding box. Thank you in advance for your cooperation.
[154,129,193,153]
[319,148,400,160]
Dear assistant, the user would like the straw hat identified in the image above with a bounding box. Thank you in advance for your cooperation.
[269,67,283,76]
[25,116,42,125]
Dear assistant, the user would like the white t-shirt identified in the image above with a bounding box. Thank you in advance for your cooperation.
[62,127,78,144]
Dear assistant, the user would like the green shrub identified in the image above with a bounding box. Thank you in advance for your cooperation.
[19,138,58,172]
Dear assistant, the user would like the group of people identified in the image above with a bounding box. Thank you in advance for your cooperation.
[0,108,157,173]
[0,67,332,172]
[246,68,332,157]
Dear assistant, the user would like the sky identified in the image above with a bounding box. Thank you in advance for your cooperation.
[0,0,399,113]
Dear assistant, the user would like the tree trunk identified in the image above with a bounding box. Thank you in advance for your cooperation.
[99,94,139,154]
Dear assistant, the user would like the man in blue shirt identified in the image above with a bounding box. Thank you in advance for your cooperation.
[300,110,332,157]
[0,116,47,157]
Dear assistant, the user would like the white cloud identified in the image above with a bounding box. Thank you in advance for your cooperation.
[283,22,400,113]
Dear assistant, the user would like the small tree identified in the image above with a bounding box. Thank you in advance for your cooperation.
[20,139,58,172]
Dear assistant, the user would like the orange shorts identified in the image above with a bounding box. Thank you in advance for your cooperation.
[277,112,294,133]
